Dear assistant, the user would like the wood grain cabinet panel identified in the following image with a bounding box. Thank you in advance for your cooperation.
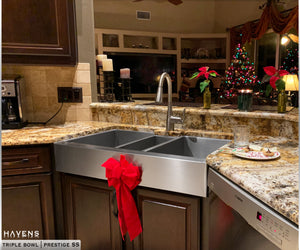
[2,145,51,176]
[2,0,77,65]
[61,174,122,250]
[2,173,55,239]
[133,188,201,250]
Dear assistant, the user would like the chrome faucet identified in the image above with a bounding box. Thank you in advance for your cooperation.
[156,72,185,131]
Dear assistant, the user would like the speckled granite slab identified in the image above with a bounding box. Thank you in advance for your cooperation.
[90,101,299,140]
[1,122,233,146]
[206,136,299,225]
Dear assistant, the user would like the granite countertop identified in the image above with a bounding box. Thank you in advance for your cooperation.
[90,101,299,122]
[206,136,299,225]
[1,122,158,146]
[1,121,232,146]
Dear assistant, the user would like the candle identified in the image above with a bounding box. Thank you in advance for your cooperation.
[120,68,130,78]
[96,54,107,66]
[102,59,113,71]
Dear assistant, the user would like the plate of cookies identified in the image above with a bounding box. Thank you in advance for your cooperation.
[232,145,280,160]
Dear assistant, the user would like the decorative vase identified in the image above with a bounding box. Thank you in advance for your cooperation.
[237,89,253,112]
[277,89,287,113]
[203,86,211,109]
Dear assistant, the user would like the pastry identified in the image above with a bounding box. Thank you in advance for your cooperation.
[263,149,275,157]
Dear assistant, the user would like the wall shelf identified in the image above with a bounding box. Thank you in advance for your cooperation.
[95,29,229,98]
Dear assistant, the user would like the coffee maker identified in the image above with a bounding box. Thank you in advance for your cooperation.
[2,75,27,129]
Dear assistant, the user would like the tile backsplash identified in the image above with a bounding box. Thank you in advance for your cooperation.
[2,63,92,124]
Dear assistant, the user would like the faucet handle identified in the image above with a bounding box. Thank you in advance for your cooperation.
[182,108,186,123]
[170,108,186,124]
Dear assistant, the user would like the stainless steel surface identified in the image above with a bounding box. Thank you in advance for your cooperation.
[68,129,153,148]
[207,168,298,250]
[2,76,26,128]
[202,191,280,250]
[2,81,17,97]
[54,129,229,197]
[155,72,183,131]
[119,135,175,151]
[149,136,228,160]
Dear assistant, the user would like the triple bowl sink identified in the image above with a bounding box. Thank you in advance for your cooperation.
[54,129,229,197]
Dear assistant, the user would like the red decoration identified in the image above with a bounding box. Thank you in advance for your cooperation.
[230,1,298,58]
[263,66,289,89]
[102,155,142,241]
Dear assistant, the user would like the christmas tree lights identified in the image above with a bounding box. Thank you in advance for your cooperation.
[221,44,260,99]
[280,48,298,74]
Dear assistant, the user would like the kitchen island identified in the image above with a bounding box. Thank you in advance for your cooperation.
[2,121,298,227]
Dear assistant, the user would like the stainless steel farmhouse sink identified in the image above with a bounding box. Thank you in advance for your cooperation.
[54,129,229,197]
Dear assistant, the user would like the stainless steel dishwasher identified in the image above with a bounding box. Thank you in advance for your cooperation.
[201,168,298,250]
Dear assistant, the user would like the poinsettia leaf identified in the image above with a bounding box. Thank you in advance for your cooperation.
[270,76,278,89]
[276,79,285,92]
[278,69,289,77]
[265,84,273,96]
[263,66,276,76]
[199,66,209,72]
[261,75,271,83]
[209,72,217,77]
[190,72,199,79]
[200,80,210,93]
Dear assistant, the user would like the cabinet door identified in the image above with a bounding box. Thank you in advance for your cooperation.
[2,173,55,239]
[133,188,201,250]
[62,174,122,250]
[2,0,77,65]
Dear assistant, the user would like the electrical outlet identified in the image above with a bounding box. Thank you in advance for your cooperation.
[57,87,83,103]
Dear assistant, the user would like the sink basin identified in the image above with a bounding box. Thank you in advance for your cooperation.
[67,129,153,148]
[149,136,229,160]
[54,129,229,197]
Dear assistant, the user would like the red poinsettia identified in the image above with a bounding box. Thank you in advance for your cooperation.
[263,66,289,89]
[192,66,219,80]
[191,66,219,92]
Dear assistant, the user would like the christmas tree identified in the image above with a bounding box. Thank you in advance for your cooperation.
[280,48,298,74]
[220,44,260,99]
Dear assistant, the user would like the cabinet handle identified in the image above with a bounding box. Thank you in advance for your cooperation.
[2,158,29,166]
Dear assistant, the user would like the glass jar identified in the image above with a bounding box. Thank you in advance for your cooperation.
[203,86,211,109]
[238,89,253,112]
[277,89,287,113]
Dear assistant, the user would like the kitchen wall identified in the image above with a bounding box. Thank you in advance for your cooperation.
[93,0,216,33]
[94,0,298,33]
[2,63,92,124]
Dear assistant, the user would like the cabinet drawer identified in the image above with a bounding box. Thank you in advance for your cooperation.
[2,145,52,176]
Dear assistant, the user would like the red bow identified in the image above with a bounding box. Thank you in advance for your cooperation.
[102,155,142,241]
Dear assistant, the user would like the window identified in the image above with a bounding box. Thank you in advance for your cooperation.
[244,29,298,79]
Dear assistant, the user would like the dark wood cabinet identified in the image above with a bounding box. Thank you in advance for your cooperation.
[133,188,201,250]
[2,145,55,239]
[2,0,77,65]
[61,174,123,250]
[60,173,201,250]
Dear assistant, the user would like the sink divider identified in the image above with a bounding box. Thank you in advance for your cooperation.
[115,135,155,149]
[142,137,180,152]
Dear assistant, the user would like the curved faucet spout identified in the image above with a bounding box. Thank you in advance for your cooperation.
[155,72,183,132]
[156,72,172,104]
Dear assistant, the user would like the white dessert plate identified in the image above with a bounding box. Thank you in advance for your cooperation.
[232,146,280,160]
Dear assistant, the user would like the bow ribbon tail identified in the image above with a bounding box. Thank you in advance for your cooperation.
[121,185,142,241]
[115,185,127,240]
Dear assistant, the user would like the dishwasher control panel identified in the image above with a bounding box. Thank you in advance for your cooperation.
[208,168,298,250]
